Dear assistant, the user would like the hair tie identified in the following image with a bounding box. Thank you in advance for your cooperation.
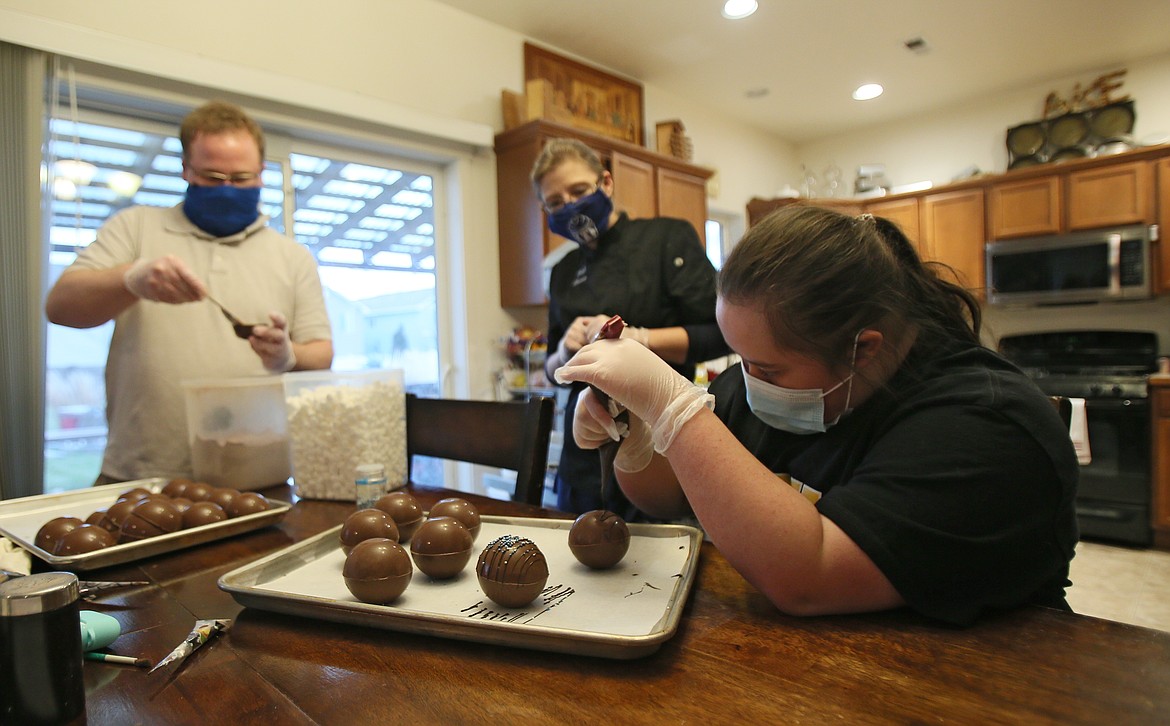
[856,212,874,224]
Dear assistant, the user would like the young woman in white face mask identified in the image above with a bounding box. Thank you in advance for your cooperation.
[556,205,1079,626]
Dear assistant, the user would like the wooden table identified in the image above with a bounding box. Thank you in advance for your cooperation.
[52,484,1170,725]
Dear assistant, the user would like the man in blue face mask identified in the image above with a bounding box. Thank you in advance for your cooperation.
[531,138,729,520]
[45,101,334,486]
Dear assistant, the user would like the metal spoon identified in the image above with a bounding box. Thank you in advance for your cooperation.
[204,294,257,339]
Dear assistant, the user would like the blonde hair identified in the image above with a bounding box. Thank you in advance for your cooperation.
[529,138,605,200]
[179,100,265,161]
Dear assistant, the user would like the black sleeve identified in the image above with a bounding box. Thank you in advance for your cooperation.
[660,219,727,363]
[683,322,731,363]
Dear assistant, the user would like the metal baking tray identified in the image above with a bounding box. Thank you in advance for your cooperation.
[219,515,701,659]
[0,479,290,572]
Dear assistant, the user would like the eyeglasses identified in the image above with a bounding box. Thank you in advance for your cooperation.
[542,181,600,214]
[191,168,262,185]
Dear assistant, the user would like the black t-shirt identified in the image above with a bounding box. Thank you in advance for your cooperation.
[548,213,725,517]
[708,335,1079,625]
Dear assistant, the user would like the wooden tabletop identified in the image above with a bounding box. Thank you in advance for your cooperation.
[51,484,1170,725]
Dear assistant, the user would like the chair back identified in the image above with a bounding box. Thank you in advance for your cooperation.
[405,394,555,506]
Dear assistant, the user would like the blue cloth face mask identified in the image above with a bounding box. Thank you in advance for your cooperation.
[183,184,261,237]
[547,188,613,246]
[743,333,860,434]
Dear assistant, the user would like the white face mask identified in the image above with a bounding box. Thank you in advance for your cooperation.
[742,333,860,435]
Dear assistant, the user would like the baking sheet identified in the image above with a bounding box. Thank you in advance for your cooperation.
[0,479,290,572]
[219,516,701,659]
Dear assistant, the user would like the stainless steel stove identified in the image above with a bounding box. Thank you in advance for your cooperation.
[999,330,1156,546]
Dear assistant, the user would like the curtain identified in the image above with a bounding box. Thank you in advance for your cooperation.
[0,41,48,499]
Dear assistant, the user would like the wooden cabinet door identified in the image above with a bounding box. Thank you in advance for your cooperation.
[657,167,708,246]
[1153,388,1170,538]
[920,188,985,292]
[1067,160,1152,230]
[865,197,922,255]
[1157,158,1170,293]
[989,175,1062,239]
[611,152,656,219]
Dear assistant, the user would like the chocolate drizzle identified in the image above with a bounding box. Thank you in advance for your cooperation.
[475,535,550,608]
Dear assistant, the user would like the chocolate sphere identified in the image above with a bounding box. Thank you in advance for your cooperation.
[162,478,194,498]
[98,499,138,535]
[85,509,107,527]
[119,499,182,542]
[181,501,227,529]
[428,497,481,542]
[340,509,400,555]
[183,482,215,502]
[568,510,630,569]
[116,487,154,505]
[409,516,473,579]
[343,538,413,604]
[476,535,549,608]
[35,516,83,552]
[207,487,240,513]
[373,492,425,542]
[54,524,116,555]
[227,492,270,518]
[169,497,194,514]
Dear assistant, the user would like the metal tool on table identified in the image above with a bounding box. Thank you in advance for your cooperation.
[589,315,629,507]
[0,570,148,600]
[204,293,257,339]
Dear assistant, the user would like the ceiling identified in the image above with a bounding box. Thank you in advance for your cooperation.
[433,0,1170,143]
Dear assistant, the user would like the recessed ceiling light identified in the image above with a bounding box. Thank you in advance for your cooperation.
[722,0,758,20]
[852,83,884,101]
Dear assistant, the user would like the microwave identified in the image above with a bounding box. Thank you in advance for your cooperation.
[985,224,1156,306]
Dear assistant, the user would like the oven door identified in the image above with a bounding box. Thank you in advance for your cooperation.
[1075,397,1151,545]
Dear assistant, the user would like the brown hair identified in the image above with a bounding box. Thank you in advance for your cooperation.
[529,138,606,200]
[179,100,266,161]
[718,205,982,370]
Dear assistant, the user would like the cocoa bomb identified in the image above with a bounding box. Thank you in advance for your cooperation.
[568,510,630,569]
[54,524,116,555]
[409,516,473,579]
[227,492,269,518]
[343,538,413,604]
[476,535,549,608]
[207,487,240,513]
[35,516,83,552]
[183,482,215,502]
[169,497,194,514]
[182,501,227,529]
[162,478,194,498]
[116,487,154,505]
[340,509,400,555]
[84,509,107,527]
[373,492,424,542]
[119,499,181,542]
[428,497,481,542]
[98,499,138,535]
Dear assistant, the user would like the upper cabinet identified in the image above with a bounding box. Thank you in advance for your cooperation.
[495,120,713,307]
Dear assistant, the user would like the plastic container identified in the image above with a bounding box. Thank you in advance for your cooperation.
[182,376,291,490]
[354,463,388,509]
[282,369,407,501]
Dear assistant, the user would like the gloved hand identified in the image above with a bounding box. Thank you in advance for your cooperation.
[573,388,655,472]
[580,315,648,348]
[556,338,714,454]
[250,311,297,372]
[558,314,611,361]
[619,325,650,347]
[123,255,206,303]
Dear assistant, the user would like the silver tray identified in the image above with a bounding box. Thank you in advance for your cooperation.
[219,515,701,659]
[0,479,290,572]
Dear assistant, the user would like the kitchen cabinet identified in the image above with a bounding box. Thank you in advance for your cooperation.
[1151,378,1170,548]
[864,197,920,247]
[495,120,713,307]
[920,188,986,291]
[1155,157,1170,292]
[989,159,1152,239]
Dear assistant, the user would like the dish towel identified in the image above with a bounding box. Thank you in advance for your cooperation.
[1068,397,1091,465]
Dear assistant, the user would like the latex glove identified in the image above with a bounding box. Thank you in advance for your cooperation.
[123,255,206,303]
[250,311,297,372]
[558,314,611,361]
[573,388,654,472]
[620,325,650,347]
[556,338,714,454]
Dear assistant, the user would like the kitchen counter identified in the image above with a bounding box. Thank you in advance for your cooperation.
[55,484,1170,724]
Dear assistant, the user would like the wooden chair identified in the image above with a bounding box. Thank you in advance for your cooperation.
[405,394,555,506]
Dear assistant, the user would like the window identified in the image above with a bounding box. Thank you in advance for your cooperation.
[44,105,444,492]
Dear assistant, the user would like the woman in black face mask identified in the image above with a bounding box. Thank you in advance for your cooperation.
[556,204,1079,626]
[532,138,728,520]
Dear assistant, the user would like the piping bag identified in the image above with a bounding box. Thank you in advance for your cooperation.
[149,618,232,674]
[590,315,629,507]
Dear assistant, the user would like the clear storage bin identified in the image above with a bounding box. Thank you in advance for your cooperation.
[182,376,291,490]
[282,369,407,501]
